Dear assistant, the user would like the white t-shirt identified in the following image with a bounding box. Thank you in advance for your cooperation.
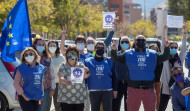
[51,54,66,83]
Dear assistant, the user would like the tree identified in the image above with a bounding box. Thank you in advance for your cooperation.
[168,0,190,20]
[114,23,132,37]
[186,21,190,33]
[52,0,103,38]
[0,0,17,30]
[132,20,156,38]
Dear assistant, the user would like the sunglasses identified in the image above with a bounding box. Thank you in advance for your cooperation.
[173,73,182,77]
[67,53,77,60]
[170,47,177,49]
[121,41,129,44]
[96,47,104,50]
[25,53,33,57]
[136,39,146,42]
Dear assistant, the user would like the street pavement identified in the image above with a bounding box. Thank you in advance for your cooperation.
[14,65,189,111]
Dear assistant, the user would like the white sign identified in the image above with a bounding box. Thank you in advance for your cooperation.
[70,67,84,83]
[167,15,183,28]
[102,12,115,29]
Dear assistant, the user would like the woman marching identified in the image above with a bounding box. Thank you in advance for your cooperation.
[57,45,90,111]
[32,38,56,111]
[14,47,45,111]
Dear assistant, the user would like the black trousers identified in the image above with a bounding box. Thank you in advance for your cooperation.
[112,80,128,111]
[158,85,175,111]
[90,91,113,111]
[60,103,84,111]
[18,95,39,111]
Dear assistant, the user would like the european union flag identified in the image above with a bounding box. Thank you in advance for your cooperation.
[0,0,32,62]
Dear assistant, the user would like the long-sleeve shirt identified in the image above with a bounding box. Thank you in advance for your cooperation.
[161,35,187,95]
[111,47,170,65]
[14,63,37,95]
[104,30,114,47]
[170,77,190,110]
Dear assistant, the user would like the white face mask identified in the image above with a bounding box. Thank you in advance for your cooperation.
[87,44,94,51]
[76,43,85,51]
[25,56,35,63]
[49,47,57,53]
[37,46,45,53]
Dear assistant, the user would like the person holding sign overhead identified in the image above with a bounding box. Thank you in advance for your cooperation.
[57,45,90,111]
[159,24,187,111]
[111,35,170,111]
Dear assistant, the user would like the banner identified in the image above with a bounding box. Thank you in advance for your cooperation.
[70,67,84,83]
[102,12,115,29]
[0,0,32,62]
[167,15,183,28]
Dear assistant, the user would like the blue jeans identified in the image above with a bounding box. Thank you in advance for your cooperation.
[38,88,50,111]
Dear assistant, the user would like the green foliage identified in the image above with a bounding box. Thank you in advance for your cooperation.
[0,0,17,30]
[132,20,156,38]
[168,0,190,20]
[0,0,103,39]
[52,0,103,38]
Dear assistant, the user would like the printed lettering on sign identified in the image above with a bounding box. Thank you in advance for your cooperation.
[71,67,84,83]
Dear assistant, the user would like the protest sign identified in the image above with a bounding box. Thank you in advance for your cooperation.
[70,67,84,83]
[167,15,183,28]
[102,12,115,29]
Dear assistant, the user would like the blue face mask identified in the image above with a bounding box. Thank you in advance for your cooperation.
[170,49,177,55]
[121,43,129,50]
[37,46,45,53]
[174,74,183,83]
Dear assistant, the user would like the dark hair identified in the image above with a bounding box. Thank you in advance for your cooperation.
[171,66,183,77]
[65,45,80,60]
[169,42,178,48]
[148,44,159,52]
[32,38,51,59]
[47,40,60,57]
[75,35,86,44]
[21,47,40,64]
[94,41,106,50]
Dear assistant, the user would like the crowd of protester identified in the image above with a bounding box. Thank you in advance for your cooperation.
[13,23,190,111]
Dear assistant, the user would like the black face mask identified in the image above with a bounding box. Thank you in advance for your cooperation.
[96,49,104,56]
[136,41,146,48]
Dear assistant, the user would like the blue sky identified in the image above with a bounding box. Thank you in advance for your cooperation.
[133,0,168,13]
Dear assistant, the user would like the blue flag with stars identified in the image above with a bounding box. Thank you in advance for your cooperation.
[0,0,32,62]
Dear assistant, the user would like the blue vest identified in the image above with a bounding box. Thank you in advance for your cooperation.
[79,53,93,63]
[125,49,157,81]
[85,57,113,90]
[186,52,190,71]
[18,63,45,100]
[186,95,190,111]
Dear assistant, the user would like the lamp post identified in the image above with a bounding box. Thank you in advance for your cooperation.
[144,0,146,20]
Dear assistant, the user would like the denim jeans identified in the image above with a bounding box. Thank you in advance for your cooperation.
[38,88,50,111]
[112,80,128,111]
